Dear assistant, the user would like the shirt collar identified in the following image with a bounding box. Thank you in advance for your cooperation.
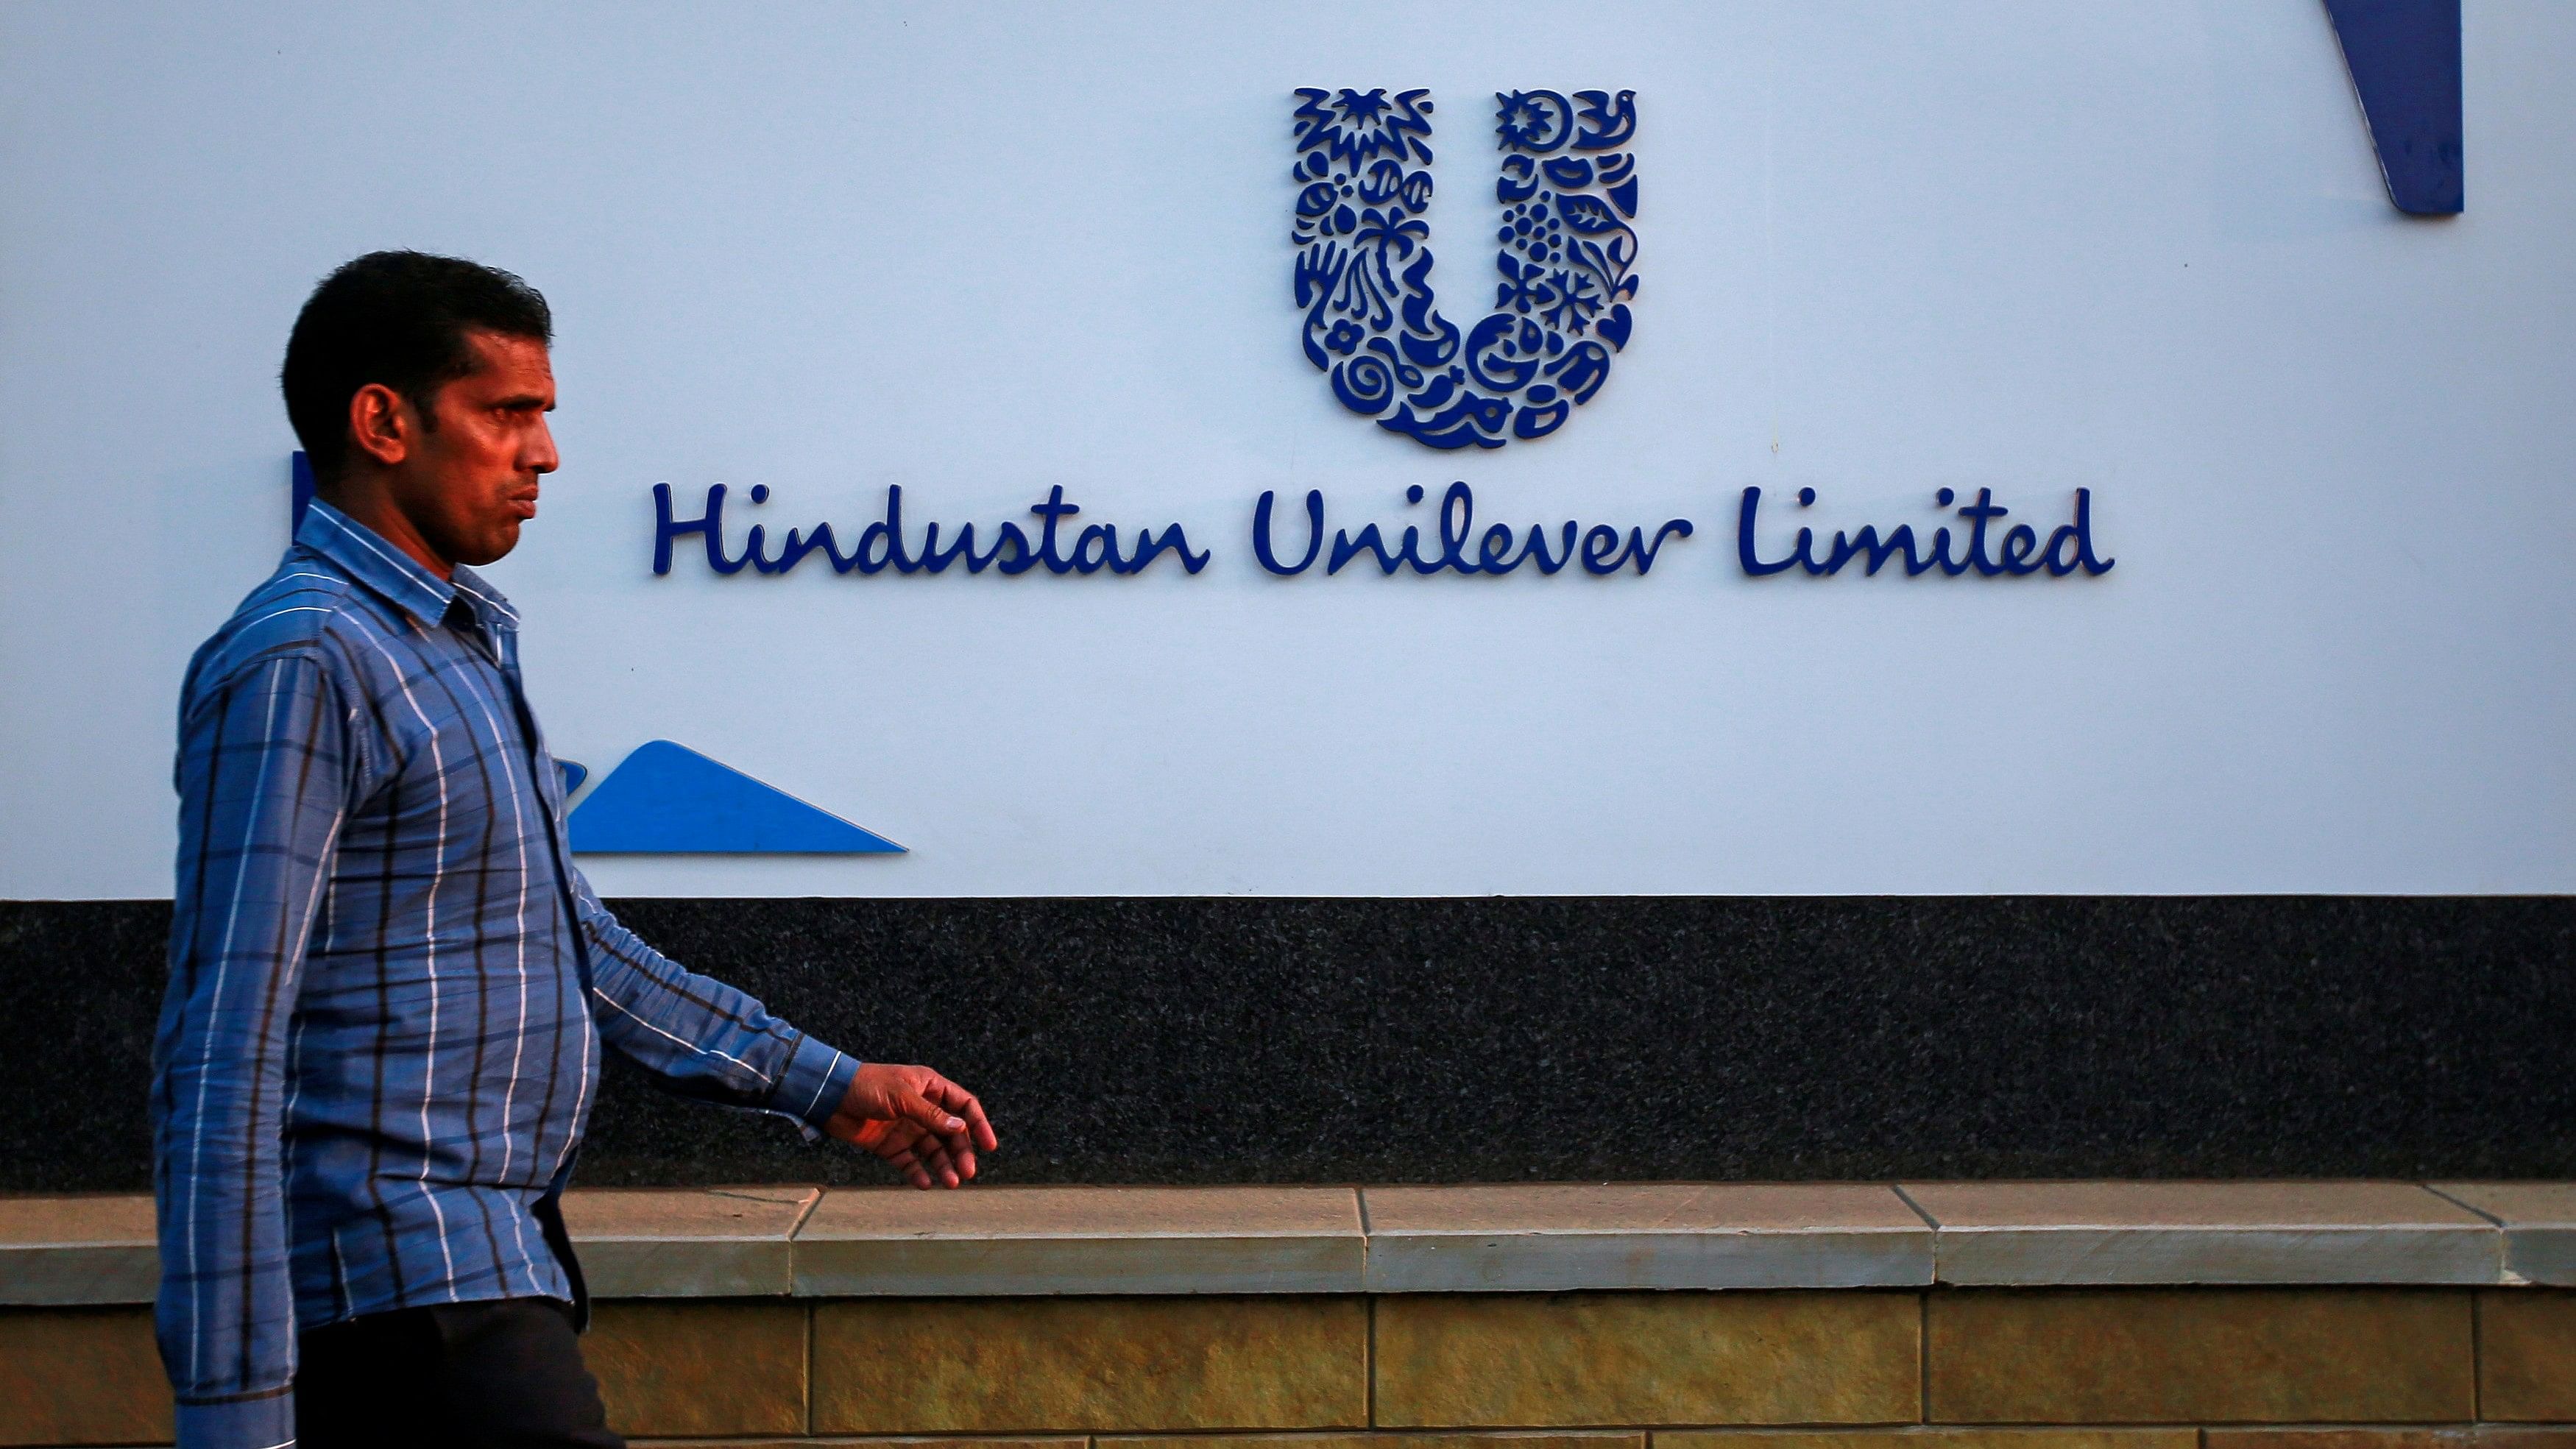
[297,497,520,634]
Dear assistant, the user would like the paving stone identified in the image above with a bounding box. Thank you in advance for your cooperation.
[1103,1436,1644,1449]
[562,1185,817,1297]
[584,1300,807,1439]
[2463,1434,2576,1449]
[1373,1291,1919,1428]
[2204,1434,2460,1449]
[1662,1434,2196,1449]
[810,1295,1367,1433]
[1903,1182,2497,1285]
[2206,1431,2576,1449]
[1361,1185,1932,1291]
[2433,1183,2576,1286]
[1926,1288,2473,1422]
[0,1305,172,1446]
[2479,1289,2576,1421]
[0,1194,158,1306]
[796,1185,1365,1296]
[630,1440,1085,1448]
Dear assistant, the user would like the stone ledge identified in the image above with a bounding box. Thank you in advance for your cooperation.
[1902,1181,2499,1286]
[559,1186,820,1297]
[796,1186,1366,1296]
[0,1194,156,1306]
[1,1181,2555,1305]
[1362,1184,1931,1291]
[2432,1183,2576,1286]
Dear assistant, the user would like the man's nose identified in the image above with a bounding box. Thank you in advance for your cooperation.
[526,416,560,475]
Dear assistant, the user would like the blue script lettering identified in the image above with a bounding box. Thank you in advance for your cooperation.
[653,483,1210,578]
[1255,482,1693,578]
[1737,486,2113,578]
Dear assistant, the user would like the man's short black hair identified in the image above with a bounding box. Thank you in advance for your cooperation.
[281,250,553,483]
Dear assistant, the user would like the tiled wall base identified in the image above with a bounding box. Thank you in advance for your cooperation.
[8,1289,2573,1448]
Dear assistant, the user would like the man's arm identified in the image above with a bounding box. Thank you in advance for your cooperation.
[571,872,995,1185]
[154,651,359,1449]
[569,869,857,1127]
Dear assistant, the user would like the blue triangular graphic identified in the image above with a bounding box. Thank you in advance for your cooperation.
[2324,0,2463,215]
[291,450,316,537]
[556,759,588,796]
[566,740,905,854]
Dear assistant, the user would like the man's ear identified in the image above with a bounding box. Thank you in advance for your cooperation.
[347,383,413,469]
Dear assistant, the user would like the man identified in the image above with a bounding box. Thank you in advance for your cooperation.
[152,250,997,1449]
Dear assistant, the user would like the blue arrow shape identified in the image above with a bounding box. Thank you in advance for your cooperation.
[567,740,905,854]
[291,450,316,537]
[2324,0,2463,215]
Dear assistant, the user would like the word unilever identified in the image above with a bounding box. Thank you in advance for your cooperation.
[651,482,2113,581]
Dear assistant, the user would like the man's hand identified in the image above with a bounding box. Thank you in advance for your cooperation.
[824,1063,998,1189]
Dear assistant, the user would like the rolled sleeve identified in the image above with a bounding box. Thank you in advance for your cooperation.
[175,1391,296,1449]
[775,1032,863,1140]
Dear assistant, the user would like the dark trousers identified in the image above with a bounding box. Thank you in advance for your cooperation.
[297,1297,623,1449]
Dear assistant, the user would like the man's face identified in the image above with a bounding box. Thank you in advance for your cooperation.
[388,329,558,567]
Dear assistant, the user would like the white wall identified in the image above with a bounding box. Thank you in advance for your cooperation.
[4,1,2571,899]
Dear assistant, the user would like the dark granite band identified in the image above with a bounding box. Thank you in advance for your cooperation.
[5,895,2571,1192]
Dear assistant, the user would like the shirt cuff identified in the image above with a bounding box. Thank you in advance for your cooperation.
[771,1033,863,1141]
[176,1389,296,1449]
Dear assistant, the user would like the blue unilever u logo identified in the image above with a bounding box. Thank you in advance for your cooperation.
[1293,87,1640,449]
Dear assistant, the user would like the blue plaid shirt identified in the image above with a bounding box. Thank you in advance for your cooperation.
[155,500,860,1449]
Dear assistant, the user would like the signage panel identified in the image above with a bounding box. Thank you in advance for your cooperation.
[1,1,2567,898]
